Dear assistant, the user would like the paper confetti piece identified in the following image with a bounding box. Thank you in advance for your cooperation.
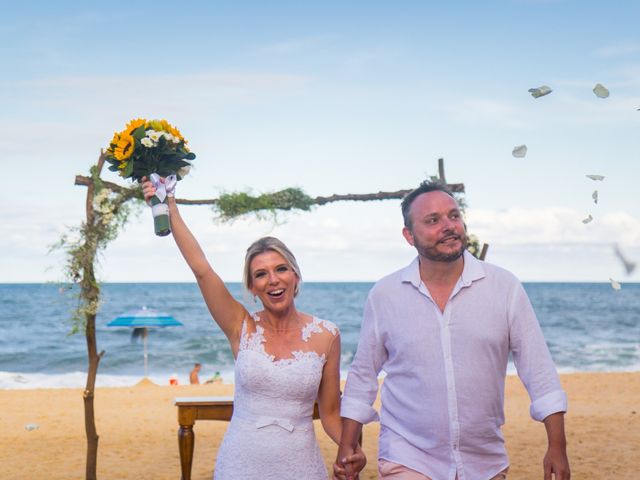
[582,214,593,224]
[609,278,621,290]
[528,85,552,98]
[593,83,610,98]
[586,174,605,181]
[592,190,598,204]
[512,145,527,158]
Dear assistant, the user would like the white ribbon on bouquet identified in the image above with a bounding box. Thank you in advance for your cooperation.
[149,173,177,218]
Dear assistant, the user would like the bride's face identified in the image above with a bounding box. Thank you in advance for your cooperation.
[249,251,299,312]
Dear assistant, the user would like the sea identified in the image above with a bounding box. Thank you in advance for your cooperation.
[1,282,639,389]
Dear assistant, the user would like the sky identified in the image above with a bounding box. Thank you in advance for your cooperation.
[1,0,639,283]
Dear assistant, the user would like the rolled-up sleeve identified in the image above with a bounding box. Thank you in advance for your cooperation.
[530,389,568,421]
[509,282,568,421]
[341,294,387,424]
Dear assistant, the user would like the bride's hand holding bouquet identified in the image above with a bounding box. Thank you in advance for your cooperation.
[104,118,196,236]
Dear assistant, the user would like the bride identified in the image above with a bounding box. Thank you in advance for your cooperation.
[143,178,365,479]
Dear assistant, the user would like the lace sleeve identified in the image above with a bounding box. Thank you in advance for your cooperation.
[302,317,338,342]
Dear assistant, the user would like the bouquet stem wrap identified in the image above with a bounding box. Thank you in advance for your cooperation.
[149,173,177,237]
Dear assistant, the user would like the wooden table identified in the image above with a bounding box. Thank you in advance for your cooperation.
[174,396,321,480]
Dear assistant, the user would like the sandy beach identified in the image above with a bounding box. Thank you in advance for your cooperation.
[1,372,638,479]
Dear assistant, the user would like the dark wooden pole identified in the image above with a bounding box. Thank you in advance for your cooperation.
[81,153,106,480]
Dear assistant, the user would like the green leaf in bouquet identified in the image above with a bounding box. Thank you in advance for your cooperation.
[173,160,191,169]
[132,161,153,182]
[107,164,119,172]
[156,158,173,171]
[122,160,134,179]
[184,152,196,160]
[132,125,147,140]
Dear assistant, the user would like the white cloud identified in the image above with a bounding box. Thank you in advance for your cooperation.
[5,200,640,283]
[467,207,640,246]
[4,72,311,126]
[594,42,640,58]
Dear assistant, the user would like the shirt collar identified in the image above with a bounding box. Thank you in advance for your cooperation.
[401,250,486,288]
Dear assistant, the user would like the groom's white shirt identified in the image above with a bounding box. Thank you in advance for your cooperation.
[341,252,567,480]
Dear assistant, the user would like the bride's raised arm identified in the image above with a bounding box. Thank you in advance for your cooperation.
[142,177,247,350]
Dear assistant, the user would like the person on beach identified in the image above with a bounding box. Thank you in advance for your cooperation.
[189,363,201,384]
[142,177,365,480]
[334,180,570,480]
[204,370,223,384]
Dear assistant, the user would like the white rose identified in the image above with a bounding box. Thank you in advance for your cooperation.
[147,130,162,142]
[162,132,178,143]
[141,137,155,148]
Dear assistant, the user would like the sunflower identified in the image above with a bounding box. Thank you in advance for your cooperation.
[160,119,185,142]
[125,118,147,135]
[147,119,185,142]
[112,132,135,162]
[146,119,164,132]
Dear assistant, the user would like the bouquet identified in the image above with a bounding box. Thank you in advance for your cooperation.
[105,118,196,236]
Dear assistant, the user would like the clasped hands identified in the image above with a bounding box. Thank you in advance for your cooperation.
[333,444,366,480]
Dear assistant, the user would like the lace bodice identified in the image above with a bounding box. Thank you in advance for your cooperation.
[234,313,338,419]
[213,313,339,479]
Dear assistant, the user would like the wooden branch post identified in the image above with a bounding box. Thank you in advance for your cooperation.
[81,153,107,480]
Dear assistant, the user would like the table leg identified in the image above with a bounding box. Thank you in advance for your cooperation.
[177,406,198,480]
[178,424,195,480]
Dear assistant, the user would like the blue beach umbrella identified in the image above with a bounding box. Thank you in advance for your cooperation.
[107,306,183,378]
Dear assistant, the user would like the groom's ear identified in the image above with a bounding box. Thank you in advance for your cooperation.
[402,227,415,247]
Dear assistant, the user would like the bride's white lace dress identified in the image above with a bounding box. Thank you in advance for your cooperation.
[214,313,338,479]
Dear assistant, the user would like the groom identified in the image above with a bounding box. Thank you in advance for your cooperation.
[335,180,570,480]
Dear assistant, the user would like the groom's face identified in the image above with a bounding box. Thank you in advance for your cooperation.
[402,191,467,262]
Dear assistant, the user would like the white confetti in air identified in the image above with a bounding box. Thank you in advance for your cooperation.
[613,244,637,275]
[592,190,598,204]
[25,423,39,431]
[582,214,593,224]
[512,145,527,158]
[593,83,610,98]
[586,174,605,181]
[528,85,552,98]
[609,278,621,290]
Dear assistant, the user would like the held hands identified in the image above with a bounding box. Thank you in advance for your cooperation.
[333,444,366,480]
